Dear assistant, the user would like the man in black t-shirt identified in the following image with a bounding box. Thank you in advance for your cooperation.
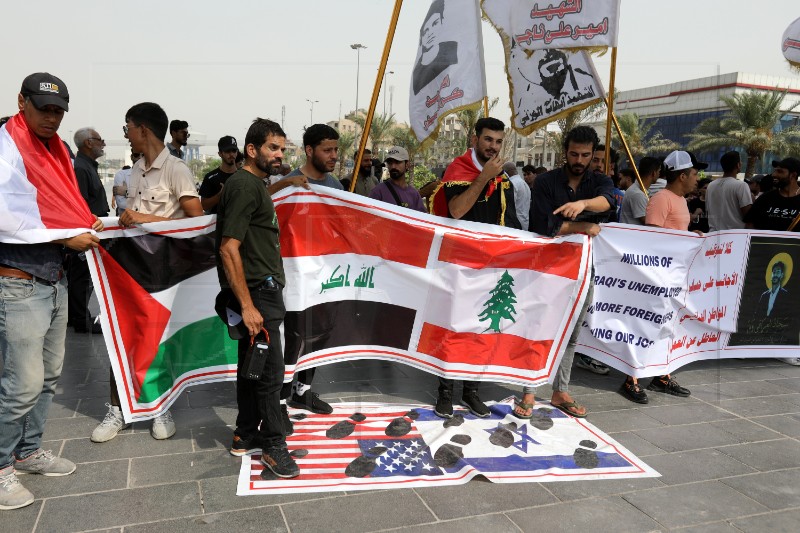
[199,135,240,214]
[745,157,800,231]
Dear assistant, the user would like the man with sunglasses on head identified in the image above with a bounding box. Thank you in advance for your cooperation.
[90,103,203,445]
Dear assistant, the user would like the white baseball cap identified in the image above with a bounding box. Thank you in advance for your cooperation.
[664,150,708,171]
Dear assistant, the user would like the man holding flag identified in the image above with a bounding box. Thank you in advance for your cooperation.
[0,73,103,510]
[431,117,520,418]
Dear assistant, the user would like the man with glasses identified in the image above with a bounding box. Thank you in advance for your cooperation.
[68,127,110,334]
[91,103,203,444]
[199,136,240,214]
[167,119,189,159]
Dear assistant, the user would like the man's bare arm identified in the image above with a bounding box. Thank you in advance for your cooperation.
[219,237,263,336]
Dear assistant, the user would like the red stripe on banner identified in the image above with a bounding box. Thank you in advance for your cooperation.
[438,233,582,280]
[275,202,434,268]
[417,323,552,371]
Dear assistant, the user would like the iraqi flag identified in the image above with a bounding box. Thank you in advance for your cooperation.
[0,113,94,243]
[274,186,590,386]
[87,216,238,422]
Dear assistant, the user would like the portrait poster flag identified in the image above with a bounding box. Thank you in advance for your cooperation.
[783,16,800,70]
[481,0,621,53]
[409,0,487,148]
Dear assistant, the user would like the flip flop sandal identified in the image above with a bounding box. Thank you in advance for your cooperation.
[512,399,534,419]
[552,400,587,418]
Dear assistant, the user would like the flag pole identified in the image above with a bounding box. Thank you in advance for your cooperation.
[605,97,647,199]
[603,47,618,176]
[351,0,403,193]
[483,96,489,117]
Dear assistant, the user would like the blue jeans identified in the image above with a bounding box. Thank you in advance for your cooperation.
[0,276,67,469]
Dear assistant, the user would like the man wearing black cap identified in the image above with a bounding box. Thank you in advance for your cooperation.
[0,73,104,510]
[199,135,240,214]
[167,119,189,159]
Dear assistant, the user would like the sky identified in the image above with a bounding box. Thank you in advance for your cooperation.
[2,0,798,161]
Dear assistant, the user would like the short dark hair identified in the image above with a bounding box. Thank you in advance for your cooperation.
[595,144,619,163]
[475,117,505,138]
[619,168,636,180]
[665,168,689,183]
[720,151,741,173]
[420,0,445,44]
[534,166,548,174]
[563,125,599,152]
[169,119,188,133]
[126,102,169,141]
[774,261,786,273]
[638,156,663,178]
[303,123,339,149]
[354,148,372,159]
[521,164,536,174]
[244,118,286,153]
[698,177,712,189]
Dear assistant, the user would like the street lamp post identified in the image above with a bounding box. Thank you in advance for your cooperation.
[383,70,394,115]
[306,99,318,125]
[350,43,366,114]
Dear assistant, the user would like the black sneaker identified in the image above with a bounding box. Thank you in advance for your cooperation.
[620,379,649,404]
[290,390,333,414]
[261,446,300,478]
[461,393,490,418]
[647,376,691,397]
[434,391,453,419]
[230,434,261,457]
[281,404,294,436]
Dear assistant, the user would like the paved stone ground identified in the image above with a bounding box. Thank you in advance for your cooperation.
[5,330,800,532]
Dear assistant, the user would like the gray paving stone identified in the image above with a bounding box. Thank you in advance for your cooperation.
[692,380,797,401]
[709,418,785,444]
[766,377,800,393]
[122,505,286,532]
[543,477,665,502]
[62,431,194,462]
[191,425,233,453]
[129,450,240,487]
[672,522,746,533]
[0,499,41,532]
[717,394,800,417]
[312,380,382,396]
[53,381,110,400]
[42,415,105,440]
[36,482,201,532]
[621,481,768,528]
[639,449,755,485]
[47,398,80,419]
[506,495,661,532]
[200,475,345,513]
[635,422,748,452]
[750,413,800,437]
[714,367,793,383]
[583,408,665,433]
[639,402,737,425]
[721,468,800,510]
[19,459,128,498]
[343,391,437,404]
[281,490,435,531]
[717,439,800,471]
[731,508,800,533]
[389,513,522,533]
[56,368,90,386]
[605,431,668,457]
[169,406,237,428]
[414,479,557,520]
[372,375,440,394]
[184,388,236,409]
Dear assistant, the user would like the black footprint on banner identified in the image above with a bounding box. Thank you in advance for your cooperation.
[326,413,367,439]
[489,422,518,448]
[289,449,309,459]
[345,445,389,478]
[385,410,420,437]
[573,439,599,469]
[291,413,307,421]
[434,434,472,468]
[529,408,555,431]
[443,413,465,428]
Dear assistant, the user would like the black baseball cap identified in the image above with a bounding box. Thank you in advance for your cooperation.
[214,290,248,340]
[218,135,238,152]
[20,72,69,111]
[772,157,800,175]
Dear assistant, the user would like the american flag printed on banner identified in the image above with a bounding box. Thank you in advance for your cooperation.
[237,400,659,495]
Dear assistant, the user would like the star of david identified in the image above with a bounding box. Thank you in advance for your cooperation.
[484,422,541,453]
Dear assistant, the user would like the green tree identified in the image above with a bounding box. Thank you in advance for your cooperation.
[612,112,680,162]
[336,130,356,177]
[687,90,800,177]
[352,112,396,159]
[411,165,436,190]
[478,270,517,333]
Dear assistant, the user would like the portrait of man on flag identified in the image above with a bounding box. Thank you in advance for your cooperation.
[412,0,459,95]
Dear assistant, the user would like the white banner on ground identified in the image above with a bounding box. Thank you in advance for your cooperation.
[482,0,621,52]
[409,0,487,147]
[578,225,800,378]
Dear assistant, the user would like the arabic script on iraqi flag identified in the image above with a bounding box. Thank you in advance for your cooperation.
[482,0,621,52]
[409,0,487,147]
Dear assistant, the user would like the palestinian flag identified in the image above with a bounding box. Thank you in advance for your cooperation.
[88,216,238,422]
[0,113,94,243]
[274,186,589,385]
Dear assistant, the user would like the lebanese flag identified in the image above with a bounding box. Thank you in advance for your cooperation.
[88,216,238,422]
[0,113,94,244]
[275,186,589,386]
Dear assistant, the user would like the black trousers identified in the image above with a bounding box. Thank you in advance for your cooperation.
[67,252,93,329]
[236,281,286,447]
[438,378,480,397]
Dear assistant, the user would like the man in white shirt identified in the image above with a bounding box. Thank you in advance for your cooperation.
[111,150,141,215]
[706,151,752,232]
[503,162,531,230]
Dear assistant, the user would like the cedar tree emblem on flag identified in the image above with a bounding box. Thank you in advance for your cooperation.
[479,270,517,332]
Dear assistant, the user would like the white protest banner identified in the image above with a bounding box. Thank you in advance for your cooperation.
[783,16,800,70]
[409,0,487,147]
[481,0,621,52]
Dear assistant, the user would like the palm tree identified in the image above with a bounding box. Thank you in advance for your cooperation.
[613,112,680,162]
[336,131,356,177]
[352,113,396,158]
[687,90,800,177]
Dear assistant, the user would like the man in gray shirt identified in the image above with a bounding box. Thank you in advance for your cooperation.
[706,151,752,232]
[619,157,662,225]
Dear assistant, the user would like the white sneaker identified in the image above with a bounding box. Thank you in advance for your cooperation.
[14,449,76,476]
[780,358,800,366]
[0,466,34,510]
[150,410,176,440]
[91,404,130,443]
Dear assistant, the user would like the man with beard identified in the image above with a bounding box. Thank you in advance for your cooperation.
[167,119,189,159]
[412,0,458,95]
[215,118,299,478]
[430,117,521,419]
[369,146,425,212]
[341,148,378,195]
[199,135,240,214]
[274,124,342,193]
[521,126,615,419]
